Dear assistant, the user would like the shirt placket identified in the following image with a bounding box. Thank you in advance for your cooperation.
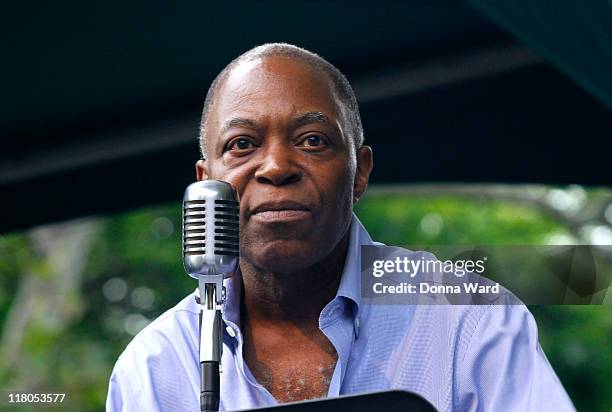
[225,318,278,407]
[319,297,358,397]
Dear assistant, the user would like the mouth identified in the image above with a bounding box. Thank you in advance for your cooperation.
[250,201,311,222]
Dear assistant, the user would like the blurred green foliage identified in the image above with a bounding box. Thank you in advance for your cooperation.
[0,188,610,411]
[355,195,570,245]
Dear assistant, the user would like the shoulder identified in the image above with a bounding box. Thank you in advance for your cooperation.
[453,304,575,410]
[405,294,537,361]
[454,303,536,360]
[107,292,200,410]
[112,291,199,376]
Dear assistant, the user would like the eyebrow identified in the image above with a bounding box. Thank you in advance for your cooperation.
[292,112,331,128]
[220,117,259,135]
[219,112,332,135]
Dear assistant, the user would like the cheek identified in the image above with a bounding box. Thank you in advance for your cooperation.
[209,163,249,196]
[207,164,254,223]
[331,159,355,194]
[319,163,355,215]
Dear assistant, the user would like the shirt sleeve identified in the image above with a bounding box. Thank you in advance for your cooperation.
[455,305,575,411]
[106,359,144,412]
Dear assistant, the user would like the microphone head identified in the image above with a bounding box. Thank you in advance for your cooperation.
[182,180,239,279]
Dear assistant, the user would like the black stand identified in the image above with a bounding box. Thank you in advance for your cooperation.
[249,390,437,412]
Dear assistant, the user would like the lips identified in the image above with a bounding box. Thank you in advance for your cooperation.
[250,200,310,214]
[249,200,311,222]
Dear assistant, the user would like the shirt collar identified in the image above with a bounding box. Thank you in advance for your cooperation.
[334,212,374,316]
[220,212,374,328]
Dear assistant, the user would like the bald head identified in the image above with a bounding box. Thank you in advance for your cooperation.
[198,43,363,159]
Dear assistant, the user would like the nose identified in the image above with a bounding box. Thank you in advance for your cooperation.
[254,143,302,186]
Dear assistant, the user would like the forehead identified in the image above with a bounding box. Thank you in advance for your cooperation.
[211,56,343,128]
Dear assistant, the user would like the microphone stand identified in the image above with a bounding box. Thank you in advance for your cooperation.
[198,270,225,412]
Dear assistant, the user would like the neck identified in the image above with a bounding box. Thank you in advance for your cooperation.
[239,231,350,329]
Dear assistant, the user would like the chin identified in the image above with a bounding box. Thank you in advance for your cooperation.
[242,239,321,274]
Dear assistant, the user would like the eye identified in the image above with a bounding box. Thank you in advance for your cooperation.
[227,137,256,151]
[298,134,327,148]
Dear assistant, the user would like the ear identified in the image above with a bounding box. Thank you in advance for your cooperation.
[195,159,209,181]
[353,145,373,204]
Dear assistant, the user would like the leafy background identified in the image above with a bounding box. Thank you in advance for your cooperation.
[0,184,610,411]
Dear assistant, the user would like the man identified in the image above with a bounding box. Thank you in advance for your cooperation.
[107,43,574,411]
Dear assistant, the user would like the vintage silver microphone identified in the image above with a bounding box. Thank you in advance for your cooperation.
[182,180,239,412]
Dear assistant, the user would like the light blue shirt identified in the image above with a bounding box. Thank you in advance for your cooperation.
[107,214,575,411]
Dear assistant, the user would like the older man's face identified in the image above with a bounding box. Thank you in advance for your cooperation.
[197,56,371,274]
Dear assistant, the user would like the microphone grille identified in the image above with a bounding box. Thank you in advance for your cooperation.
[183,199,207,256]
[212,199,239,256]
[182,181,239,259]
